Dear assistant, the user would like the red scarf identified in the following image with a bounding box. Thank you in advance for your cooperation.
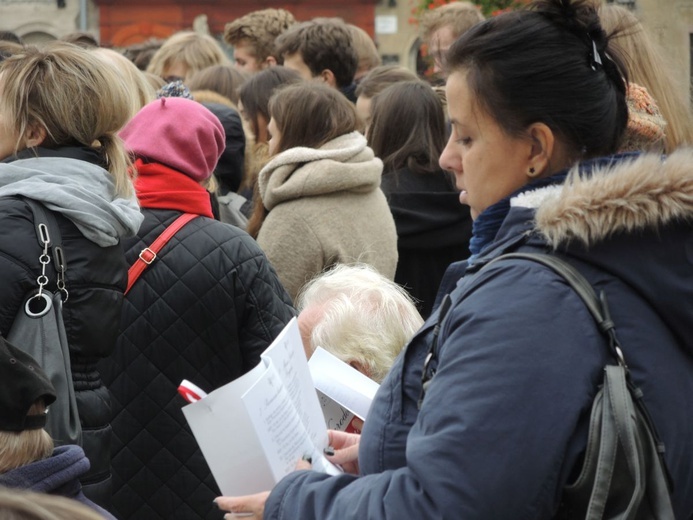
[133,159,213,218]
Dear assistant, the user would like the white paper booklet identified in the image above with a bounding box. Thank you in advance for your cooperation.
[308,347,380,434]
[181,318,341,496]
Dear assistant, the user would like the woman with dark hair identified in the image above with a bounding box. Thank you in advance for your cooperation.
[368,80,472,318]
[217,0,693,518]
[250,82,397,301]
[237,66,303,199]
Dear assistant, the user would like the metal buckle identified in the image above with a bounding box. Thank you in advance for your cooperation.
[139,248,156,265]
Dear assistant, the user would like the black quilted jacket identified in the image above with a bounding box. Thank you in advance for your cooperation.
[0,196,127,509]
[99,209,295,520]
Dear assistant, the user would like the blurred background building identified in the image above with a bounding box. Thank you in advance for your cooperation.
[0,0,690,106]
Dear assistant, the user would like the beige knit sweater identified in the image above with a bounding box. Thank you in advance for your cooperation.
[256,131,398,301]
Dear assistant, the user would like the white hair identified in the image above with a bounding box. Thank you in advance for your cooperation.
[296,263,423,383]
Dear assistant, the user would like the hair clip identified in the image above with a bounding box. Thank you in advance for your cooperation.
[590,38,603,71]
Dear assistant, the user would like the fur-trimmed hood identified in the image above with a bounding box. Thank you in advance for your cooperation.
[509,150,693,354]
[511,150,693,247]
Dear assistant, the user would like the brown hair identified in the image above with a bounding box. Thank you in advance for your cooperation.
[147,31,230,82]
[0,41,24,62]
[368,80,446,175]
[224,8,296,65]
[355,64,419,99]
[0,42,134,197]
[187,64,248,106]
[275,19,358,88]
[600,4,693,153]
[122,39,164,71]
[0,402,53,474]
[246,82,358,237]
[269,82,358,153]
[347,24,381,81]
[419,1,485,45]
[238,66,303,143]
[60,31,99,49]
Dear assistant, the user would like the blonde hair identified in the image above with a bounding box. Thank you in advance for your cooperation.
[347,24,381,81]
[297,263,423,383]
[147,31,230,82]
[0,402,54,474]
[600,4,693,153]
[92,47,156,120]
[223,8,296,64]
[0,489,104,520]
[0,42,134,197]
[419,1,484,45]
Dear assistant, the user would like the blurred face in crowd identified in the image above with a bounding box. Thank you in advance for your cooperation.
[267,117,281,156]
[355,95,372,133]
[282,52,315,82]
[429,25,457,74]
[233,41,262,73]
[161,60,187,83]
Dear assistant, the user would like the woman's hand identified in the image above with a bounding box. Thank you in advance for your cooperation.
[214,457,312,518]
[325,429,361,475]
[215,491,269,520]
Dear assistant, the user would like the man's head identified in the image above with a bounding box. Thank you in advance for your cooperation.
[275,18,358,89]
[224,8,296,73]
[347,24,381,83]
[296,264,423,383]
[419,1,484,73]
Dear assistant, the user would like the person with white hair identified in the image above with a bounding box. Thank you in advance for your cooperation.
[296,263,423,383]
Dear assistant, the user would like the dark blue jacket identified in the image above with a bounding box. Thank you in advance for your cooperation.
[263,152,693,519]
[0,445,116,519]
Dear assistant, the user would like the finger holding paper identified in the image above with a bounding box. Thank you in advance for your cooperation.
[325,430,360,475]
[215,491,269,520]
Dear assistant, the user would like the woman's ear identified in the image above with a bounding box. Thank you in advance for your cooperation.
[526,122,555,177]
[23,123,47,149]
[263,56,277,68]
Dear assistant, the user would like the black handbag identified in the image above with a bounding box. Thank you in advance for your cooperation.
[7,199,82,446]
[493,253,675,520]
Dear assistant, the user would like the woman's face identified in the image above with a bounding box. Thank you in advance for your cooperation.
[439,70,532,220]
[267,117,281,156]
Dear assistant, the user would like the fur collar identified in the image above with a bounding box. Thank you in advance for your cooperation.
[511,150,693,248]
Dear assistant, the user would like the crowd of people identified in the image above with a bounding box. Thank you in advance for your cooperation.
[0,0,691,519]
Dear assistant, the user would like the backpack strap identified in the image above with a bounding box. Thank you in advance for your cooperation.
[486,253,623,364]
[126,213,198,295]
[486,252,672,491]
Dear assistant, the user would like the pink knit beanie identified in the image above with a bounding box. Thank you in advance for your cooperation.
[120,97,226,182]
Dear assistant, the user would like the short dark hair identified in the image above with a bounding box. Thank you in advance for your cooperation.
[269,82,358,153]
[446,0,628,159]
[275,19,358,88]
[238,66,303,142]
[368,80,446,175]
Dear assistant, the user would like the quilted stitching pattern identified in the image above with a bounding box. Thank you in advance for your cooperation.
[99,209,295,520]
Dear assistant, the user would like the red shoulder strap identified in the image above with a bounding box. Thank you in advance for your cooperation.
[125,213,198,295]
